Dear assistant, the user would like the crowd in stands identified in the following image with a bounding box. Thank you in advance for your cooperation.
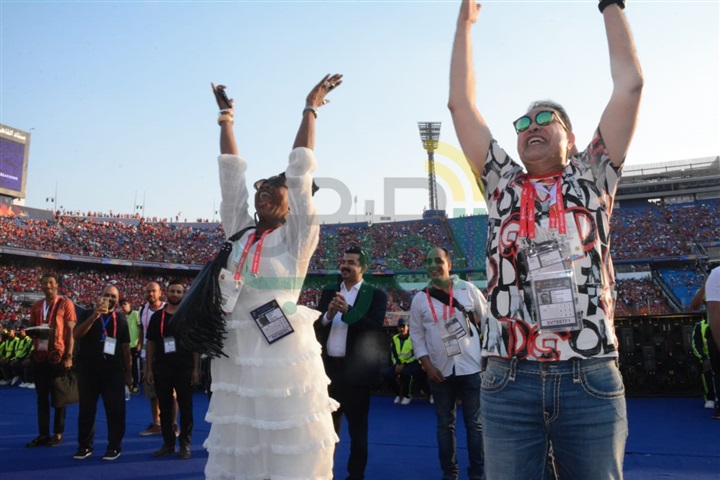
[0,216,224,265]
[2,198,718,323]
[615,278,674,316]
[611,200,720,259]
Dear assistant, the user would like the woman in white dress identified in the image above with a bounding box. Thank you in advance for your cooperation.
[204,74,343,480]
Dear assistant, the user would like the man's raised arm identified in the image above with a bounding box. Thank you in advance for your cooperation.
[448,0,492,177]
[598,3,644,167]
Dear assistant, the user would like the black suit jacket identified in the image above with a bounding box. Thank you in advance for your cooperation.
[315,281,387,387]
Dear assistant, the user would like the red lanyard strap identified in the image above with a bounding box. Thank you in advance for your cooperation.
[425,286,454,323]
[519,175,567,240]
[233,229,275,283]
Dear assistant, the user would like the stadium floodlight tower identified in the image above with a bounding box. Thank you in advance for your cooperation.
[418,121,441,212]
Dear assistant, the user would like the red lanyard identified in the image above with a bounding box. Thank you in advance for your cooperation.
[234,229,274,283]
[101,313,117,338]
[426,286,454,323]
[519,175,566,240]
[42,298,59,325]
[160,309,167,337]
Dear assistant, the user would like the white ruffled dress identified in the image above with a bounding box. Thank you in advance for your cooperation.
[204,148,338,480]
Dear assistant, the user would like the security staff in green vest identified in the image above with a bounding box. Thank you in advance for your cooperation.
[384,318,424,405]
[0,325,20,385]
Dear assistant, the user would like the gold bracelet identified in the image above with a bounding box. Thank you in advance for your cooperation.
[218,114,234,125]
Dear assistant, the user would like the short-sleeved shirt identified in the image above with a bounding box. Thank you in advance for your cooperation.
[75,310,130,370]
[126,310,140,348]
[146,308,194,370]
[29,296,77,364]
[482,129,621,361]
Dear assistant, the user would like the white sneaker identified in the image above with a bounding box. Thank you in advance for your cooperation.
[393,396,401,404]
[705,400,716,409]
[400,397,412,405]
[18,382,28,388]
[27,383,36,389]
[429,395,434,404]
[10,376,20,386]
[0,380,9,386]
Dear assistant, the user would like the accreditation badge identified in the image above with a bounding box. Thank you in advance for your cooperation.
[250,300,294,345]
[163,336,177,353]
[218,268,241,313]
[103,336,117,355]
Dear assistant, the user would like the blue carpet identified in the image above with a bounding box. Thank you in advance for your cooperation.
[0,386,717,479]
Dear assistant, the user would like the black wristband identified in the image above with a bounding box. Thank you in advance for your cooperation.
[598,0,625,13]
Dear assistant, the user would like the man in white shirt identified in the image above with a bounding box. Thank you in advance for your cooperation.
[409,247,487,480]
[315,246,387,480]
[137,282,166,436]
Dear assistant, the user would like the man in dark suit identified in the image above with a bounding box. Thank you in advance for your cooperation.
[315,246,387,480]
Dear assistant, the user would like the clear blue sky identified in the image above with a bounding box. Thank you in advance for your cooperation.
[2,1,718,223]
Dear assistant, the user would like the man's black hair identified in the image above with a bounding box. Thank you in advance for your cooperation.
[345,246,369,267]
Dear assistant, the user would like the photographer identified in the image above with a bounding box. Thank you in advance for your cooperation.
[72,285,132,461]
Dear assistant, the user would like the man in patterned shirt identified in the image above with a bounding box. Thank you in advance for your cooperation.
[448,0,643,478]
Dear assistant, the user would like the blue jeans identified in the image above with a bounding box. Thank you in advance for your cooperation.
[429,372,484,480]
[481,357,627,480]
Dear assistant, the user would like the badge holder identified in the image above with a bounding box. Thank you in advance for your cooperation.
[103,336,117,355]
[530,269,582,333]
[163,337,177,353]
[218,268,242,313]
[250,300,295,345]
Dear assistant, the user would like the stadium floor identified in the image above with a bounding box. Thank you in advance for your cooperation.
[0,386,717,479]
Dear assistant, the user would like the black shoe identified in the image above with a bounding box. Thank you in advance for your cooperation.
[178,444,191,460]
[47,434,63,447]
[102,448,121,461]
[73,447,93,460]
[26,435,50,448]
[152,444,176,457]
[713,408,720,420]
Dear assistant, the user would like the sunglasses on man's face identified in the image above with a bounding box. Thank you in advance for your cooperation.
[513,110,568,134]
[254,175,287,191]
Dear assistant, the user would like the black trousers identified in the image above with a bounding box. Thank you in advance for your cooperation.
[77,364,126,451]
[131,349,141,389]
[154,364,194,447]
[32,360,66,436]
[326,359,371,480]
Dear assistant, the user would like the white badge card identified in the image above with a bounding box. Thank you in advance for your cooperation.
[524,240,565,275]
[218,268,242,313]
[37,339,49,352]
[442,334,462,357]
[445,317,467,340]
[163,336,177,353]
[530,270,582,332]
[250,300,295,345]
[103,336,117,355]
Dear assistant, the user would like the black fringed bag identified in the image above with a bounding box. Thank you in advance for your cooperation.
[173,226,255,358]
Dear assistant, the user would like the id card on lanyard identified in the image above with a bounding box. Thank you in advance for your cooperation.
[159,310,176,353]
[101,313,117,355]
[38,298,59,352]
[220,229,275,313]
[519,176,582,332]
[426,288,465,356]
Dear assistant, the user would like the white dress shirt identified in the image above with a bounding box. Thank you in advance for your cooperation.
[409,277,487,377]
[322,280,363,358]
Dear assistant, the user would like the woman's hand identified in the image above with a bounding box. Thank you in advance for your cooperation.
[306,73,343,109]
[211,82,234,112]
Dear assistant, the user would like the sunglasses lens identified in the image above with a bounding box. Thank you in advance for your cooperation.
[536,111,554,126]
[514,116,531,133]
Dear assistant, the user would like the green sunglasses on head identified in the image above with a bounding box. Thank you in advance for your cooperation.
[513,110,569,134]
